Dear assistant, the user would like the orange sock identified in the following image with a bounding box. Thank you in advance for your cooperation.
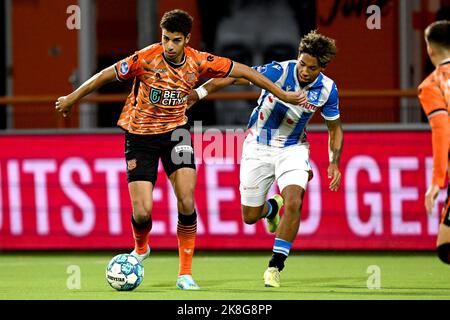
[177,213,197,275]
[131,215,152,254]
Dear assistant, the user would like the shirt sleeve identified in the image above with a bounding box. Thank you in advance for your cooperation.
[429,113,449,187]
[252,61,284,83]
[321,83,340,121]
[114,52,143,82]
[419,72,449,187]
[418,82,447,119]
[199,53,234,78]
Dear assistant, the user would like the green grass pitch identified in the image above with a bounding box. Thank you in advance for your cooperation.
[1,251,449,300]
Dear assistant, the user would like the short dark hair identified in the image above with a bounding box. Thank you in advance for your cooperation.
[298,30,337,67]
[425,20,450,49]
[160,9,193,37]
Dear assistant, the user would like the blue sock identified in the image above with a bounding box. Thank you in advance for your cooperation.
[269,238,292,271]
[273,238,292,256]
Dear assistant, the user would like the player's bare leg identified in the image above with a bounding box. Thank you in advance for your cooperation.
[436,197,450,264]
[437,224,450,245]
[241,204,266,224]
[169,167,200,290]
[264,185,304,287]
[170,167,196,214]
[129,181,153,262]
[242,195,284,233]
[276,185,304,242]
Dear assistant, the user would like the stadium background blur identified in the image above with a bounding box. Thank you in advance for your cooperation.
[0,0,449,253]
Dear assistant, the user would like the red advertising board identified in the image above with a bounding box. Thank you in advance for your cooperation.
[0,131,444,250]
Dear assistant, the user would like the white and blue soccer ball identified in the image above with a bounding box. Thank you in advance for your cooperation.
[106,253,144,291]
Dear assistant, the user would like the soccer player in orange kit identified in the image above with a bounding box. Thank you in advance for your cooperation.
[418,20,450,264]
[55,9,306,289]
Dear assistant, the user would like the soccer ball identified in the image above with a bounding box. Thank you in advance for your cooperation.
[106,253,144,291]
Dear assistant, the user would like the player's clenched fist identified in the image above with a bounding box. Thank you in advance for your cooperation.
[55,96,74,117]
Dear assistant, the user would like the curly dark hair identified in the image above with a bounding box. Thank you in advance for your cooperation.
[160,9,193,37]
[425,20,450,49]
[298,30,337,67]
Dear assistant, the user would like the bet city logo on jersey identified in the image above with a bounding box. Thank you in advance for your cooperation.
[149,87,187,106]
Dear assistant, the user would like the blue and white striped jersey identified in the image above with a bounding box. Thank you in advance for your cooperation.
[247,60,340,147]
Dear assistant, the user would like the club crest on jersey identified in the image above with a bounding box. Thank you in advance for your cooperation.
[119,61,129,75]
[308,90,319,101]
[127,159,137,171]
[184,71,196,85]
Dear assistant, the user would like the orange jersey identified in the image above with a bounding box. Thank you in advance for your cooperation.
[418,60,450,187]
[114,43,233,135]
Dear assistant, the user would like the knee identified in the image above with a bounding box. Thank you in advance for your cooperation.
[177,192,195,213]
[243,214,258,225]
[437,243,450,264]
[284,197,302,214]
[242,206,261,225]
[132,201,152,223]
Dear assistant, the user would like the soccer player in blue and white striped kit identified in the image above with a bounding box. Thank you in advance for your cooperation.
[191,31,344,287]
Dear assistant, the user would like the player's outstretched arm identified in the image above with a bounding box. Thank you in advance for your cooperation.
[187,77,243,108]
[229,62,307,106]
[55,65,117,117]
[187,76,253,109]
[189,62,307,108]
[326,118,343,192]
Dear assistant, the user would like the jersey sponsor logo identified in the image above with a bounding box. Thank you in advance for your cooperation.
[127,159,137,171]
[119,61,129,75]
[149,87,188,106]
[150,88,163,104]
[303,102,319,112]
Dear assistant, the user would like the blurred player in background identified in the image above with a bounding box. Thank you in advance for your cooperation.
[190,31,343,287]
[55,9,306,290]
[418,20,450,264]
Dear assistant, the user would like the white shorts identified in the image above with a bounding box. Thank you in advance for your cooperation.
[239,137,312,207]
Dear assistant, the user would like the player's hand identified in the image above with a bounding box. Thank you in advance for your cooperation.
[55,96,74,117]
[186,89,199,110]
[425,184,440,214]
[327,163,341,192]
[283,90,308,106]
